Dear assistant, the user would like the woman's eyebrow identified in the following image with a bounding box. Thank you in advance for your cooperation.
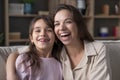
[54,18,73,22]
[65,18,73,21]
[54,20,59,23]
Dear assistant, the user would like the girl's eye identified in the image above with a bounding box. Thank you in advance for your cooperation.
[34,29,41,32]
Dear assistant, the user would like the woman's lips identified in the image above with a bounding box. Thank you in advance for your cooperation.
[60,32,70,37]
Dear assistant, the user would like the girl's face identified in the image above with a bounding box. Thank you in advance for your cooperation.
[54,9,79,46]
[30,19,55,50]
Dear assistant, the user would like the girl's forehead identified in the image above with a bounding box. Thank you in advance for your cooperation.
[33,21,51,29]
[34,20,47,26]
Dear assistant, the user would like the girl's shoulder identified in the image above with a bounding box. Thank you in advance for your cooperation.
[15,53,30,72]
[16,53,27,62]
[16,53,28,67]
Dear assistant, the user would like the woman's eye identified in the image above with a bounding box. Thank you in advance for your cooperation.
[54,23,59,27]
[47,28,53,32]
[65,20,72,23]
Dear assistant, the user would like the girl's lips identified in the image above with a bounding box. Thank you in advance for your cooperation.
[37,38,50,42]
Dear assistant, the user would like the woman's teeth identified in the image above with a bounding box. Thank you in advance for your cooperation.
[60,33,69,37]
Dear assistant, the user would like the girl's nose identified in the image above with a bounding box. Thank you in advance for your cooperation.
[40,30,46,36]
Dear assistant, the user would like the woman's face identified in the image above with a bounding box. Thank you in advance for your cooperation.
[54,9,79,46]
[30,19,55,50]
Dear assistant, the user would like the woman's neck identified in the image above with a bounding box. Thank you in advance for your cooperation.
[65,41,84,69]
[65,41,84,56]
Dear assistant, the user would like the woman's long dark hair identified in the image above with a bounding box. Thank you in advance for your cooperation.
[21,15,62,72]
[50,4,94,45]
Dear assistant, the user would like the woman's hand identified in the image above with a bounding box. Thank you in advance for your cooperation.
[6,52,19,80]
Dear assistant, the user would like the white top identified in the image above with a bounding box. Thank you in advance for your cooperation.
[15,54,62,80]
[60,41,111,80]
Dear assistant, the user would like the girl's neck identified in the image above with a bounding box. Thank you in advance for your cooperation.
[37,48,52,58]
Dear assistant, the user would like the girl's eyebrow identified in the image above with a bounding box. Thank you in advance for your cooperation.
[33,27,41,29]
[34,26,51,29]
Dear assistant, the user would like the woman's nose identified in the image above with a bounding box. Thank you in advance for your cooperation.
[59,23,66,30]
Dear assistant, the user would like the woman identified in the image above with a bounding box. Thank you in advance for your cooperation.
[6,4,111,80]
[51,4,111,80]
[6,15,62,80]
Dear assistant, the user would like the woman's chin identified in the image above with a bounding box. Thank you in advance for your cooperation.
[61,40,71,46]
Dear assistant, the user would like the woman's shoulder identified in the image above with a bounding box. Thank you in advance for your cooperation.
[92,41,105,47]
[93,41,106,52]
[85,41,105,48]
[85,41,106,55]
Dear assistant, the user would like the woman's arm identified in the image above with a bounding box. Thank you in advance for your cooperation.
[89,43,112,80]
[6,52,19,80]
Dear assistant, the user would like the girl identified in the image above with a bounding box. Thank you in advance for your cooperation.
[6,15,62,80]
